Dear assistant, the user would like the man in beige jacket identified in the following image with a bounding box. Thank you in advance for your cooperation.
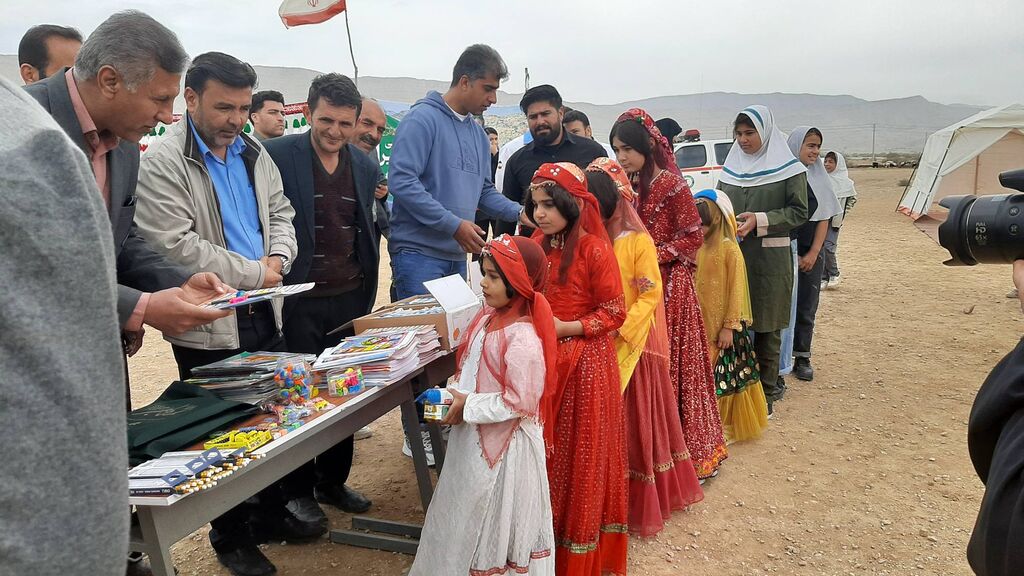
[135,52,306,576]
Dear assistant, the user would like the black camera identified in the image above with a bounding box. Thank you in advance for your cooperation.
[938,169,1024,265]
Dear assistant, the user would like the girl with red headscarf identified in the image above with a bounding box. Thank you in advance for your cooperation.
[585,157,704,537]
[525,162,627,575]
[409,234,557,576]
[610,109,727,480]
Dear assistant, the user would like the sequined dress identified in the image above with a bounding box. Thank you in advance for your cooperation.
[639,171,727,479]
[695,235,769,443]
[542,233,628,576]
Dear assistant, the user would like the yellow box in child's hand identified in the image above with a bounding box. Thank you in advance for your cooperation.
[423,403,450,422]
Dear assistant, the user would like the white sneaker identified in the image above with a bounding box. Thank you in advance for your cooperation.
[827,276,841,289]
[353,426,373,440]
[401,430,435,467]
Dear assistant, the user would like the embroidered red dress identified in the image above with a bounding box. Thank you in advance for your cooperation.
[543,232,628,576]
[639,170,727,479]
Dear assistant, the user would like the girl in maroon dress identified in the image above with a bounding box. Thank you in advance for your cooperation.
[610,109,727,480]
[526,162,628,575]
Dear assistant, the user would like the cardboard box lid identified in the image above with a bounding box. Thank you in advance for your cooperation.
[423,274,477,311]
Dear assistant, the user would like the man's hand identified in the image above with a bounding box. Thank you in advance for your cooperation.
[374,183,389,200]
[144,288,232,336]
[518,208,533,228]
[798,250,819,273]
[261,255,284,275]
[736,212,757,238]
[122,328,145,357]
[261,264,283,288]
[180,272,233,306]
[454,219,487,254]
[1013,260,1024,313]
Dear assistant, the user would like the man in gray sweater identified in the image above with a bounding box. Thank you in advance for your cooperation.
[0,76,125,575]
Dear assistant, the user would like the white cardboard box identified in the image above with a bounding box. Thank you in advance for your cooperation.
[352,274,481,350]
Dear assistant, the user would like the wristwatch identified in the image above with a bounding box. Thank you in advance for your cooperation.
[270,253,291,274]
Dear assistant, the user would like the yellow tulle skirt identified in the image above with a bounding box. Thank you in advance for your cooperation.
[717,379,769,443]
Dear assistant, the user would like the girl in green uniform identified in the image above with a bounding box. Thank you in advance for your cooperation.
[716,105,808,414]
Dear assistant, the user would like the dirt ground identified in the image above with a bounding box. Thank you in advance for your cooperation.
[129,167,1012,575]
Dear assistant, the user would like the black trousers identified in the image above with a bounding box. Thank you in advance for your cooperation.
[755,329,784,400]
[794,252,825,359]
[279,291,368,498]
[172,302,287,553]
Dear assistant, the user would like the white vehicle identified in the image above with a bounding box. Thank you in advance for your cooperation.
[673,138,734,192]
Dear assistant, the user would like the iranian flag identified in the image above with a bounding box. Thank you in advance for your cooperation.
[279,0,347,27]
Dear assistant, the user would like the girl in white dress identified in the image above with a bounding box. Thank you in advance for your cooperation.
[409,233,557,576]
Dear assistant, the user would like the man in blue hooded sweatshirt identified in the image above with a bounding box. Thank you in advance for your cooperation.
[388,44,525,299]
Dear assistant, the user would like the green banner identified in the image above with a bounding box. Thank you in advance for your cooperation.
[377,114,400,177]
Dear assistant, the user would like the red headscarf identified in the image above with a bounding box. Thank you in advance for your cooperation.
[586,157,649,241]
[458,234,560,464]
[528,162,612,283]
[615,108,682,203]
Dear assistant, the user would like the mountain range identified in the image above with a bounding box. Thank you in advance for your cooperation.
[1,55,990,154]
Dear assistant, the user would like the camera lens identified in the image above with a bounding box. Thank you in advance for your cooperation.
[938,193,1024,265]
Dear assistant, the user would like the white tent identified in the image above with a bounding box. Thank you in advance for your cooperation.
[898,103,1024,219]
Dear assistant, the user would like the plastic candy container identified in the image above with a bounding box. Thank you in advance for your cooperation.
[274,360,318,404]
[326,367,365,397]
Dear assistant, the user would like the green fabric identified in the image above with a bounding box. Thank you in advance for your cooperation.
[714,324,760,397]
[127,382,257,465]
[721,173,808,330]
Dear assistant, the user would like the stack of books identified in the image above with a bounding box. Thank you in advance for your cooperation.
[314,326,442,386]
[187,351,315,404]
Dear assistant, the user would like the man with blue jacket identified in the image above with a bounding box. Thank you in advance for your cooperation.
[388,44,525,299]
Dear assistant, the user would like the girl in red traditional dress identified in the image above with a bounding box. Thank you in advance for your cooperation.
[525,162,628,575]
[585,157,704,537]
[609,109,727,480]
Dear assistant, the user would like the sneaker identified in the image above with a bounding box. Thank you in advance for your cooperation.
[353,426,373,441]
[794,357,814,381]
[1008,288,1019,299]
[401,431,435,467]
[827,276,841,289]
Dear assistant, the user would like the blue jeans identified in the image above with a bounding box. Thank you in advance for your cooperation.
[778,240,798,376]
[391,250,468,300]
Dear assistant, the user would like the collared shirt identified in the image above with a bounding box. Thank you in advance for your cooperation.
[501,130,608,206]
[189,118,264,261]
[65,68,119,207]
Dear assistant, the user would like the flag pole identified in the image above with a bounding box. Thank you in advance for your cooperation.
[344,8,358,86]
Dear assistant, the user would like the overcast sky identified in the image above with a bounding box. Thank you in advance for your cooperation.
[1,0,1019,106]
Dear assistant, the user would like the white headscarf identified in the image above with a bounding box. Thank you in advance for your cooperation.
[825,150,857,199]
[718,105,807,188]
[787,126,842,222]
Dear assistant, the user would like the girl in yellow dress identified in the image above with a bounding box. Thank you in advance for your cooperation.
[693,189,769,442]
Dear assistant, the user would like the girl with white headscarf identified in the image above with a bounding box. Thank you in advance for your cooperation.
[785,126,842,383]
[717,105,808,415]
[821,150,857,286]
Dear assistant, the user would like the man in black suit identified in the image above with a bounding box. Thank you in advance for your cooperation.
[264,73,378,514]
[23,11,230,374]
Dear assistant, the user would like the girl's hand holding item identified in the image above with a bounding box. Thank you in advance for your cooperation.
[441,388,468,425]
[736,212,757,238]
[799,250,819,272]
[717,327,734,350]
